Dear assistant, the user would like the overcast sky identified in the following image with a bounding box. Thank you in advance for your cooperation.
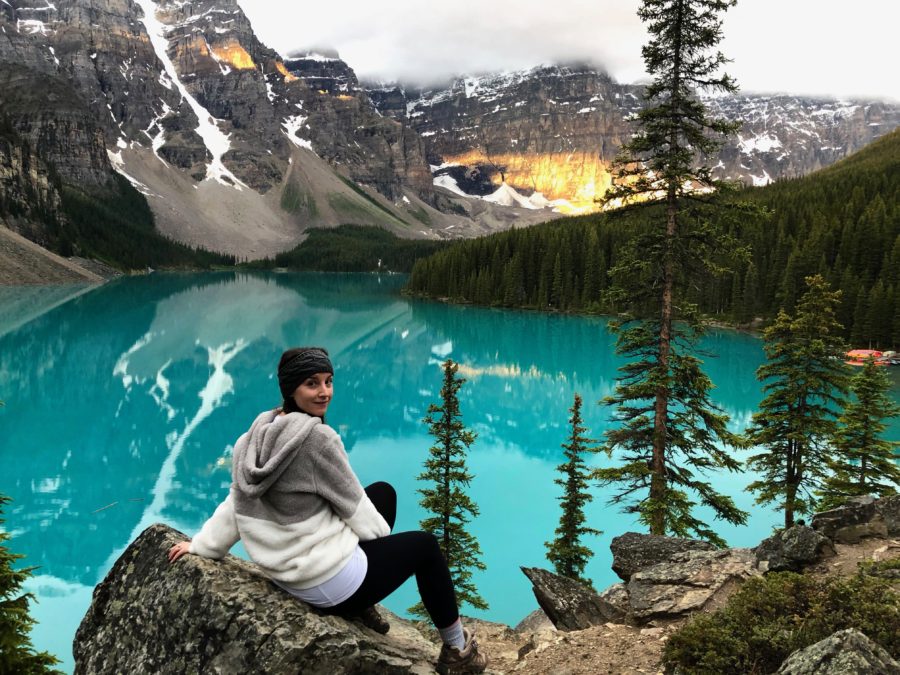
[238,0,899,101]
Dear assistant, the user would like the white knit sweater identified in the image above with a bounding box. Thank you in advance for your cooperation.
[189,410,389,589]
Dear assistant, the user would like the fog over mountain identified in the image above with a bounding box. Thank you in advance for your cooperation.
[238,0,900,101]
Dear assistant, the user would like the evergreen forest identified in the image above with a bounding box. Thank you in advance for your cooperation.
[0,121,234,271]
[57,176,236,270]
[257,224,450,273]
[407,129,900,348]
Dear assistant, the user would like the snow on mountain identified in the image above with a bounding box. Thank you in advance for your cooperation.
[369,66,900,207]
[482,182,539,210]
[134,0,245,188]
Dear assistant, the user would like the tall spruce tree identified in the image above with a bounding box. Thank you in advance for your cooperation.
[817,357,900,510]
[0,494,61,674]
[546,394,601,587]
[413,359,487,615]
[745,275,850,527]
[595,0,748,542]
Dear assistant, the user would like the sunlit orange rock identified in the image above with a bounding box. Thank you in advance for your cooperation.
[210,38,255,70]
[275,61,298,83]
[441,149,614,213]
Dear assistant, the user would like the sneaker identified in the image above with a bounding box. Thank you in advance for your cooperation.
[436,628,488,675]
[354,605,390,635]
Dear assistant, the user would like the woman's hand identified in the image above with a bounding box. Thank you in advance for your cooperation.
[167,540,192,563]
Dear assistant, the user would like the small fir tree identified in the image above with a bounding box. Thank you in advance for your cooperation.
[412,359,487,615]
[745,275,850,527]
[545,394,601,587]
[596,0,750,542]
[818,357,900,509]
[0,494,61,674]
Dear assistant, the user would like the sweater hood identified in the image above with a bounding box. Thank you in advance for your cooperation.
[233,410,321,498]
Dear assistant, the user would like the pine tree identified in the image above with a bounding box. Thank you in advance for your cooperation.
[818,358,900,509]
[746,275,850,527]
[0,494,61,674]
[596,0,749,541]
[412,359,487,615]
[546,394,601,587]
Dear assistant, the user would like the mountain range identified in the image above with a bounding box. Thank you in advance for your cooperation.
[1,0,898,266]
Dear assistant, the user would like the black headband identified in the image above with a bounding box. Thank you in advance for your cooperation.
[278,347,333,399]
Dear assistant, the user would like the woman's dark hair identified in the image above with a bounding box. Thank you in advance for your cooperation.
[277,346,333,419]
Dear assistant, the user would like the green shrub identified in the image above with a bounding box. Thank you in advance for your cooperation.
[663,572,900,674]
[859,557,900,576]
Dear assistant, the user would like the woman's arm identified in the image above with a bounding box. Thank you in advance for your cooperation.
[168,492,240,562]
[312,428,390,541]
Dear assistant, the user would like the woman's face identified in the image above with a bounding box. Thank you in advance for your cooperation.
[291,372,333,417]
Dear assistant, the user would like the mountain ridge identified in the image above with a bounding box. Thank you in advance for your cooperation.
[1,1,898,273]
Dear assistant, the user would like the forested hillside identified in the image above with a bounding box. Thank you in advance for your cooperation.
[248,225,450,273]
[407,129,900,348]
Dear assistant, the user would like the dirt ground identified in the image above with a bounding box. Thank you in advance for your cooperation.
[464,536,900,675]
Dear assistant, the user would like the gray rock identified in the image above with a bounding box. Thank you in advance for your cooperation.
[626,548,759,623]
[755,525,836,572]
[610,531,716,581]
[74,524,439,675]
[596,582,630,623]
[513,608,555,634]
[776,628,900,674]
[812,496,890,544]
[520,567,622,631]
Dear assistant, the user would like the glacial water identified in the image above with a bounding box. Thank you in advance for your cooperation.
[1,272,898,673]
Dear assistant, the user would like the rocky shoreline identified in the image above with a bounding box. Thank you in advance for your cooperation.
[74,496,900,674]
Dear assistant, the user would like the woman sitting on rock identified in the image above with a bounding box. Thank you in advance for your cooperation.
[167,346,487,675]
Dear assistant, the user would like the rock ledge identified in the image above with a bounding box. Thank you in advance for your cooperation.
[74,524,438,675]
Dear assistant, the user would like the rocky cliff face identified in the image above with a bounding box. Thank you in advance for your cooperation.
[0,0,451,259]
[0,123,64,244]
[366,65,900,212]
[369,65,642,213]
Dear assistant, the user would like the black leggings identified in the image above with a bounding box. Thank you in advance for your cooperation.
[325,482,460,629]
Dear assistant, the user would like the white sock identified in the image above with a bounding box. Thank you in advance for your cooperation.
[438,618,465,649]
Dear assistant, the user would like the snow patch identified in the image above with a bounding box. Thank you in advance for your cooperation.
[482,183,539,210]
[107,148,154,195]
[134,0,245,189]
[433,174,468,197]
[17,19,52,35]
[738,133,783,154]
[296,52,339,62]
[750,169,773,187]
[283,115,313,151]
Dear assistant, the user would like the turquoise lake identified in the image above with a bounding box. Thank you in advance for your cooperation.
[1,272,898,673]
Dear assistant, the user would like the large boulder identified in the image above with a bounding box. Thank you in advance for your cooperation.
[755,525,836,572]
[811,496,889,544]
[610,532,716,582]
[74,524,439,675]
[775,628,900,674]
[520,567,624,631]
[626,548,759,623]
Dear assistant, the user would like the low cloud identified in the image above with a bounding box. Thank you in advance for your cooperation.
[240,0,898,100]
